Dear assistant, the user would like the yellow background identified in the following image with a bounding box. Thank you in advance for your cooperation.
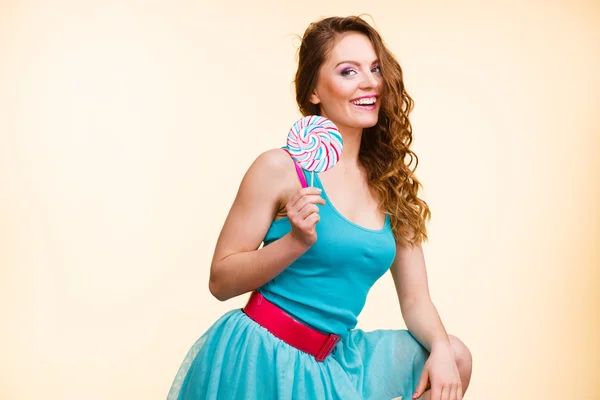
[1,0,598,399]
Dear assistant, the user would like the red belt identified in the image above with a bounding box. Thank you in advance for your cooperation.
[242,291,340,362]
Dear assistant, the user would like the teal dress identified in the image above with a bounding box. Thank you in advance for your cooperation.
[167,168,429,399]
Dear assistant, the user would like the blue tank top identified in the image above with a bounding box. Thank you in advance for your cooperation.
[258,167,397,335]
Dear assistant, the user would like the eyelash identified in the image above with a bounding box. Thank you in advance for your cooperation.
[341,65,381,77]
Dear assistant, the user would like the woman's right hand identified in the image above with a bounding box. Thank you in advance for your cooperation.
[209,149,328,301]
[286,187,326,247]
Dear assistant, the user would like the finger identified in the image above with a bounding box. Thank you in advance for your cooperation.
[296,212,319,233]
[286,196,320,219]
[449,385,458,400]
[287,195,324,216]
[287,187,322,207]
[440,386,450,400]
[297,204,320,221]
[430,387,442,400]
[457,383,463,400]
[306,212,320,227]
[412,371,429,399]
[298,187,323,199]
[294,194,325,211]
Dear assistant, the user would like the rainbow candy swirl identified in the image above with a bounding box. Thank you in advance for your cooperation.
[286,116,343,173]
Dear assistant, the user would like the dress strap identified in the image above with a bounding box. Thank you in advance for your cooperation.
[283,148,308,188]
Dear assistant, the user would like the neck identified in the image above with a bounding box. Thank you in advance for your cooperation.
[337,126,362,168]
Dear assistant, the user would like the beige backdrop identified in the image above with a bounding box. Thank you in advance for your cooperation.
[1,0,598,399]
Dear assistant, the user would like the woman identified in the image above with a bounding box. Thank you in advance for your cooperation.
[167,16,473,400]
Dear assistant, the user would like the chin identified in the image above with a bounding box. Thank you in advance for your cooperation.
[359,116,379,129]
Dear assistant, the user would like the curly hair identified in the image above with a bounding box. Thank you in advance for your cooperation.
[294,16,431,247]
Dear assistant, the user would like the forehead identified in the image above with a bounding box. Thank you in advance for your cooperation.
[326,32,377,64]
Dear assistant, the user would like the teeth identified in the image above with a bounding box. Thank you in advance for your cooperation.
[351,97,376,105]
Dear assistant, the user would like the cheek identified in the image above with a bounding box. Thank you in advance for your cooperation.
[323,79,355,103]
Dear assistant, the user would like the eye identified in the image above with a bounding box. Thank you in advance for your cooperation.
[341,68,357,77]
[371,65,381,74]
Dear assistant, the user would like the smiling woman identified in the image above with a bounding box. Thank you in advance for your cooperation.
[308,32,383,129]
[295,18,431,246]
[166,15,472,400]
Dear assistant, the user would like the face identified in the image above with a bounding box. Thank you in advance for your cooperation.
[310,32,383,133]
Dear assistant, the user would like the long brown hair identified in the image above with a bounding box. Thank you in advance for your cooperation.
[294,16,431,247]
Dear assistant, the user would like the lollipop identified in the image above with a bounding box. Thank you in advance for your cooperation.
[286,116,343,186]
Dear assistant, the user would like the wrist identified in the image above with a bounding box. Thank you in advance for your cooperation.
[284,232,312,254]
[431,338,453,353]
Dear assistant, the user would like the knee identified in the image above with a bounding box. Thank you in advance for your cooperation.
[448,334,473,373]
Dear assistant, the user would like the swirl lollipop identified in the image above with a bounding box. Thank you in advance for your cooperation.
[286,115,343,186]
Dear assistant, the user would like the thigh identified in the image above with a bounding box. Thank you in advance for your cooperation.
[339,329,430,399]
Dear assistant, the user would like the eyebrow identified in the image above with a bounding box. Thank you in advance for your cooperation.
[335,59,380,68]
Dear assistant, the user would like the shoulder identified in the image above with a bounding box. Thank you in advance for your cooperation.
[245,147,296,180]
[252,148,294,172]
[228,148,301,215]
[242,148,300,193]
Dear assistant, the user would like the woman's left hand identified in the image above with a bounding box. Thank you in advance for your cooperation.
[413,344,462,400]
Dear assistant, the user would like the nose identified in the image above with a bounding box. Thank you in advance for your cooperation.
[359,70,380,90]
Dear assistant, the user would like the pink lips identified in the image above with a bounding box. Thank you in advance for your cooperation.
[350,94,379,102]
[350,94,379,110]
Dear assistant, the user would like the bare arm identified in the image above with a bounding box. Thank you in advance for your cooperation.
[208,149,324,301]
[390,241,452,352]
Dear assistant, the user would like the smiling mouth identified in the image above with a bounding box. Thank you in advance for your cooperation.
[350,97,377,106]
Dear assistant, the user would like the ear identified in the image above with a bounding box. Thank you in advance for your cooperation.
[309,90,321,105]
